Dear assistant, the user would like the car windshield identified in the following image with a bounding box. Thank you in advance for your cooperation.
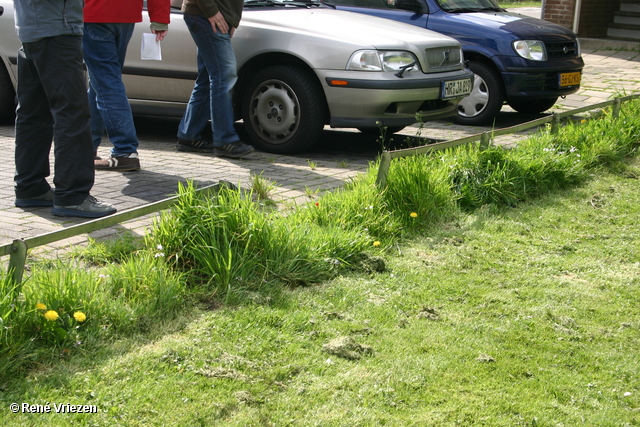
[436,0,503,13]
[243,0,328,7]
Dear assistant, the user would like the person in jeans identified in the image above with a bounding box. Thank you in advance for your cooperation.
[84,0,170,171]
[177,0,254,158]
[12,0,117,218]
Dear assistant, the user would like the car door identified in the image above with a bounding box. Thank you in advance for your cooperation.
[122,4,197,115]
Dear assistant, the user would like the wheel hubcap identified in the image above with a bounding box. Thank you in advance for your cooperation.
[249,80,299,144]
[457,73,489,118]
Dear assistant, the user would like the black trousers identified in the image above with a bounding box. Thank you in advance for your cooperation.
[14,35,94,206]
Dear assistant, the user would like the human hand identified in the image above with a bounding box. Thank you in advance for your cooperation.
[152,29,168,42]
[208,12,229,34]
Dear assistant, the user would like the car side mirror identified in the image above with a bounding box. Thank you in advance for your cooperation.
[0,6,4,16]
[395,0,428,14]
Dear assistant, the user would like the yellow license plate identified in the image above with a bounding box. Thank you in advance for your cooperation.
[559,72,581,87]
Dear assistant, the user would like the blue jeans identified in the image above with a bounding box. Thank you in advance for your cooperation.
[83,23,138,157]
[177,13,239,146]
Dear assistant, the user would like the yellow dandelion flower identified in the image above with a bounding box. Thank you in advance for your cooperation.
[36,303,47,310]
[43,310,59,322]
[73,311,87,322]
[410,212,418,218]
[373,241,381,247]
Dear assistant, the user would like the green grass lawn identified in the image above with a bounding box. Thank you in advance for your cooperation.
[2,159,638,426]
[2,98,639,425]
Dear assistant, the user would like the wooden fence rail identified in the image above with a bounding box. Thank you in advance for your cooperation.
[375,95,637,188]
[2,183,226,286]
[2,94,639,286]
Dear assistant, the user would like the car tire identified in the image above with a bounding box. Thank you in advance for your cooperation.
[508,97,558,114]
[453,61,504,126]
[0,64,16,124]
[242,65,326,154]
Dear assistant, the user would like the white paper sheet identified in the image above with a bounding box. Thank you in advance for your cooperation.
[141,33,162,61]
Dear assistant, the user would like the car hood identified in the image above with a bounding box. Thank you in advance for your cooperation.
[450,11,577,40]
[242,8,461,49]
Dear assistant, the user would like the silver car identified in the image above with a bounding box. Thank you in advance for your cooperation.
[0,0,473,153]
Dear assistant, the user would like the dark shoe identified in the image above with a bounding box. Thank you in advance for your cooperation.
[94,151,101,160]
[176,138,214,153]
[95,153,140,171]
[15,189,54,208]
[213,141,254,159]
[52,195,117,218]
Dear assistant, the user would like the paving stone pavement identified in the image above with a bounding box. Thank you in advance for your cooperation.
[1,32,639,261]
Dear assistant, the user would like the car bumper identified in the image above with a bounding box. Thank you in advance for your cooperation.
[498,55,584,100]
[316,69,474,128]
[502,70,582,100]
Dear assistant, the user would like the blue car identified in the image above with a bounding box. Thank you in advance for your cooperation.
[328,0,584,125]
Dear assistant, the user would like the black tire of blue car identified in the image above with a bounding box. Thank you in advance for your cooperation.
[242,65,327,154]
[453,61,505,126]
[0,65,16,124]
[508,97,559,115]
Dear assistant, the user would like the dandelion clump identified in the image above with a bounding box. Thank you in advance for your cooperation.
[73,311,87,322]
[43,310,59,322]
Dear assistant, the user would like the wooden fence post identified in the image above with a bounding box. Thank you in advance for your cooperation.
[8,239,28,287]
[551,113,561,135]
[612,98,622,118]
[480,132,491,150]
[376,152,392,188]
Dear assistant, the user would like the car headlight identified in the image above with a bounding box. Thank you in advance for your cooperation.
[347,50,420,72]
[513,40,547,61]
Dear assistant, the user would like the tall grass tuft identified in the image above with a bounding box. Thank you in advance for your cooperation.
[385,99,640,212]
[148,183,372,303]
[0,252,187,381]
[382,154,458,221]
[295,171,400,238]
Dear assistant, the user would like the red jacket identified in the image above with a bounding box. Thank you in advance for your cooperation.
[83,0,170,24]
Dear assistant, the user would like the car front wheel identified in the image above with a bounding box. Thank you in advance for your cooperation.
[242,65,326,154]
[453,61,504,126]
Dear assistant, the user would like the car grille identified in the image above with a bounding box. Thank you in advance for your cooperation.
[545,41,579,58]
[424,47,463,71]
